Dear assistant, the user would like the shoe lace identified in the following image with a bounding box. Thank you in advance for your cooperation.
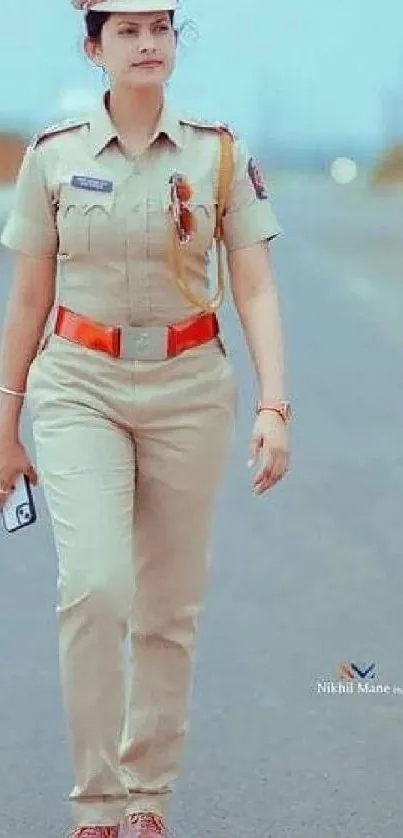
[70,828,119,838]
[127,813,166,836]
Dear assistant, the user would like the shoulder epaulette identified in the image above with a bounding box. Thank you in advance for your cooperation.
[29,117,89,150]
[179,117,238,140]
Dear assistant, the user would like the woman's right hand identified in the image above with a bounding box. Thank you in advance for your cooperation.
[0,426,39,510]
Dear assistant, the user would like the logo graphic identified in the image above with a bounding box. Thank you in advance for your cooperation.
[337,662,376,681]
[316,661,403,695]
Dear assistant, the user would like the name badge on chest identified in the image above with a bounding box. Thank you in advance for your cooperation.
[70,175,113,193]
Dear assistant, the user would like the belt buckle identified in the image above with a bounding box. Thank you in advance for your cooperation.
[119,325,168,361]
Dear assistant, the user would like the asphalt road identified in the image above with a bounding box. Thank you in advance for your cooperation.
[1,171,403,838]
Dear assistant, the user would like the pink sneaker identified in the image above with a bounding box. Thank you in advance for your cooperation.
[69,827,119,838]
[119,812,168,838]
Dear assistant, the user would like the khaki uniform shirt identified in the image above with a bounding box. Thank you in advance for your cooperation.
[1,89,284,327]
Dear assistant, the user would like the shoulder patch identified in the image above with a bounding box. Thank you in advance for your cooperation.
[247,157,269,200]
[180,117,238,140]
[29,118,89,150]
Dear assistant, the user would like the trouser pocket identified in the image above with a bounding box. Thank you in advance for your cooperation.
[37,332,52,356]
[216,333,228,357]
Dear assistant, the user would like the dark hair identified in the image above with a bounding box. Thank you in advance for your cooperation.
[85,10,175,40]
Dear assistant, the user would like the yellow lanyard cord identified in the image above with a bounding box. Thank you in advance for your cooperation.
[167,130,234,312]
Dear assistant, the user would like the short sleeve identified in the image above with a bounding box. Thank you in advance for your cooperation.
[0,142,58,257]
[221,137,284,252]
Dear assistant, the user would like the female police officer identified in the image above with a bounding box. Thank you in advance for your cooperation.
[0,0,291,835]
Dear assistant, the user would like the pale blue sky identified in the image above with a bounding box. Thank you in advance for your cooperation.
[1,0,403,154]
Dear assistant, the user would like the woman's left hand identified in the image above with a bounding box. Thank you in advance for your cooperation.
[248,411,290,495]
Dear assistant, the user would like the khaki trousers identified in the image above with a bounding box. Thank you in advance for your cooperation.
[26,331,237,827]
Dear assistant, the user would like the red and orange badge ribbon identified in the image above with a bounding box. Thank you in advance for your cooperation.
[168,173,197,244]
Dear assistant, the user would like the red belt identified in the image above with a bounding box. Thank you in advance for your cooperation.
[54,305,220,361]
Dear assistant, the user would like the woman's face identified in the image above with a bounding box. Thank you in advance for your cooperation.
[86,11,177,88]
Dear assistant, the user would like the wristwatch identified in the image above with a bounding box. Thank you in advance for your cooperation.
[256,399,292,424]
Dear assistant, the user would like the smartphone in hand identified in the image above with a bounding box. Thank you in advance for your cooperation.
[0,473,37,534]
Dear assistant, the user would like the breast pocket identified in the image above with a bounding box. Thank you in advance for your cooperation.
[148,184,218,261]
[57,186,115,256]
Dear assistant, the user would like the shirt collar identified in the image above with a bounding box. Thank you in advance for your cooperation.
[88,89,184,157]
